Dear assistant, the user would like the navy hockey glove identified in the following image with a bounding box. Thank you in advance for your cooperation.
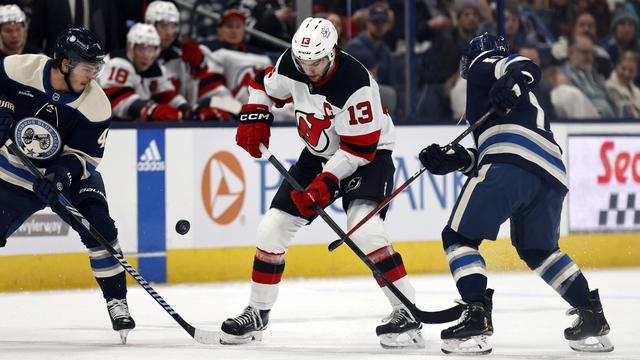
[419,143,473,175]
[489,69,529,116]
[32,166,72,206]
[0,98,15,146]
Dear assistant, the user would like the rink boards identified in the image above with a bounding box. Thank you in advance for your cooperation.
[1,123,639,291]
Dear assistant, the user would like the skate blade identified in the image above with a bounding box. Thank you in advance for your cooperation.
[441,335,492,355]
[569,335,614,352]
[220,330,263,345]
[379,329,426,349]
[118,329,131,344]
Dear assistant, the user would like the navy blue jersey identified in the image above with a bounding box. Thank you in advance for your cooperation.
[465,52,567,194]
[0,54,111,192]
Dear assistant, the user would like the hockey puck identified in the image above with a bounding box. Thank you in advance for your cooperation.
[175,219,190,235]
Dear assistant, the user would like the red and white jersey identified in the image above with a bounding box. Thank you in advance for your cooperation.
[248,49,395,180]
[98,49,187,120]
[202,42,272,104]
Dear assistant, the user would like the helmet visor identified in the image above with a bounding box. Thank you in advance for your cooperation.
[70,59,105,78]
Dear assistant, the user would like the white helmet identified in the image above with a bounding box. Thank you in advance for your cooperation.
[127,23,161,47]
[0,4,26,25]
[145,1,180,24]
[291,17,338,65]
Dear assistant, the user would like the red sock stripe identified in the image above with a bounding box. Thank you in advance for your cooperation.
[252,270,283,285]
[374,264,407,287]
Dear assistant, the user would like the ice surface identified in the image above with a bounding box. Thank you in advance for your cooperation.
[0,268,637,360]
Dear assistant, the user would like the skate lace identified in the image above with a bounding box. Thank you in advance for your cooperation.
[234,306,259,327]
[452,300,470,326]
[566,307,581,328]
[107,299,130,320]
[381,308,411,325]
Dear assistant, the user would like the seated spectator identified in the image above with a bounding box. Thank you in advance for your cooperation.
[544,66,599,118]
[346,2,394,86]
[602,9,640,65]
[0,5,37,59]
[551,12,612,78]
[98,23,190,122]
[201,8,272,105]
[145,1,234,121]
[519,46,557,119]
[605,51,640,118]
[563,34,617,117]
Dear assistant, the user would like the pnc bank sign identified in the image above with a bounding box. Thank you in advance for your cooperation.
[201,151,245,224]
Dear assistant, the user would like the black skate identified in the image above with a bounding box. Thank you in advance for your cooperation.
[106,298,135,344]
[375,308,425,349]
[220,306,270,344]
[565,289,613,352]
[441,288,494,355]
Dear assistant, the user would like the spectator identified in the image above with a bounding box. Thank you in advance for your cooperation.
[544,66,599,118]
[248,1,295,53]
[346,2,394,86]
[588,0,611,39]
[27,0,121,56]
[98,23,190,122]
[504,6,530,50]
[603,9,640,66]
[323,12,346,48]
[563,34,616,117]
[519,46,557,119]
[605,51,640,118]
[551,12,612,78]
[538,0,575,40]
[0,4,37,59]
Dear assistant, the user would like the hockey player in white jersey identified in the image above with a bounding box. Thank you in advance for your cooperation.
[0,28,134,343]
[0,5,37,59]
[98,23,190,122]
[144,1,236,120]
[222,17,423,349]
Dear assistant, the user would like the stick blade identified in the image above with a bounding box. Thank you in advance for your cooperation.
[194,328,223,344]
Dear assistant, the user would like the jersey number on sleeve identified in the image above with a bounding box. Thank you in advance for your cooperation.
[348,101,372,125]
[107,68,129,84]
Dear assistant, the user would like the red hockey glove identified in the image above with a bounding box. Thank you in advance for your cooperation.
[195,106,233,121]
[290,172,340,217]
[181,39,205,72]
[236,103,273,158]
[141,103,182,122]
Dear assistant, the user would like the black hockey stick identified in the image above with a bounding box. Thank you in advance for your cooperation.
[327,107,496,251]
[6,141,222,345]
[258,143,462,324]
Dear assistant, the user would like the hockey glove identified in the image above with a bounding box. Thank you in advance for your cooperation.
[141,102,182,122]
[236,104,273,158]
[419,143,473,175]
[290,172,340,217]
[489,69,529,116]
[0,98,15,146]
[194,106,233,121]
[32,165,72,206]
[181,39,205,75]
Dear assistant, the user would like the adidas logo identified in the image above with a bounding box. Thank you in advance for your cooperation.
[137,139,165,172]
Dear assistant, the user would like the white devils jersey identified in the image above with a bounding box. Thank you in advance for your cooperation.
[203,44,272,103]
[158,46,199,105]
[98,50,187,120]
[248,49,395,178]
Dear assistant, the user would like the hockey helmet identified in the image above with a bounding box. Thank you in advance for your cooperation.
[291,17,338,75]
[54,28,105,76]
[145,1,180,25]
[0,4,26,25]
[459,32,509,79]
[127,23,161,48]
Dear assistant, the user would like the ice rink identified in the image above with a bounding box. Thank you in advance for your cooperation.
[0,268,637,360]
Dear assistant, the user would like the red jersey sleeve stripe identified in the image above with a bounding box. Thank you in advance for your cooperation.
[339,130,381,161]
[104,87,135,109]
[153,91,179,104]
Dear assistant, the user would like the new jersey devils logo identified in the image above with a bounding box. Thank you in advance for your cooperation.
[296,110,331,152]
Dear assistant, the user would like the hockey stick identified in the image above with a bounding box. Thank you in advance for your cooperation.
[259,143,462,324]
[327,107,496,251]
[6,141,221,345]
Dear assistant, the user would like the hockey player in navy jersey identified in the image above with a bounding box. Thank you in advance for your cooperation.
[222,17,424,349]
[0,28,135,343]
[418,33,613,355]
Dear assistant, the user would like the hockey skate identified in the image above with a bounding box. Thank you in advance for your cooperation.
[220,306,270,344]
[376,308,425,349]
[565,289,613,352]
[441,288,494,355]
[106,298,135,344]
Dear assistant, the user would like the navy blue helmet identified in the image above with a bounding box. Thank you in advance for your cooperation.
[459,32,509,79]
[54,28,105,69]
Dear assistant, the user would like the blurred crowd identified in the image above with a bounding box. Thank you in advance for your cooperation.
[1,0,639,122]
